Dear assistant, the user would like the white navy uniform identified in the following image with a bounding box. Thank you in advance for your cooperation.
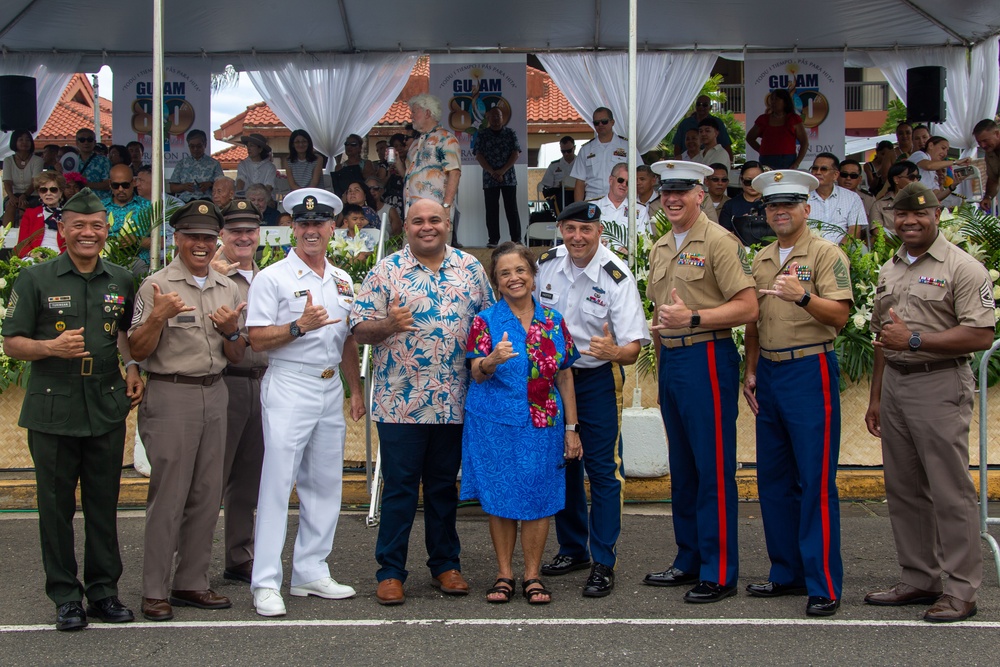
[570,135,630,200]
[592,195,651,238]
[540,157,578,191]
[245,247,356,592]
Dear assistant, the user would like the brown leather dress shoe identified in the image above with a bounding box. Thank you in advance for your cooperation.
[223,560,253,584]
[169,589,232,609]
[863,582,940,606]
[141,598,174,622]
[432,569,469,595]
[923,594,977,623]
[376,578,405,606]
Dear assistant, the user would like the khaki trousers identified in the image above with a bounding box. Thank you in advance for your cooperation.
[222,374,265,570]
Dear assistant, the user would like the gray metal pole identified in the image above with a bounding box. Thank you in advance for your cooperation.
[91,74,101,144]
[150,0,164,271]
[627,0,638,269]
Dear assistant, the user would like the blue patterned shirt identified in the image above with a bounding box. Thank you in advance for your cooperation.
[473,126,520,189]
[169,155,224,202]
[80,154,110,185]
[350,244,494,424]
[106,195,152,264]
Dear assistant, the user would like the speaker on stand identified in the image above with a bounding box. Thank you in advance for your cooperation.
[0,75,38,132]
[906,66,946,125]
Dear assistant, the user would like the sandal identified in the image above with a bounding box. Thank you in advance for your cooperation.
[486,578,515,603]
[522,578,552,605]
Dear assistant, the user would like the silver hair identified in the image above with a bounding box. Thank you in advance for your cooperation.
[409,93,443,121]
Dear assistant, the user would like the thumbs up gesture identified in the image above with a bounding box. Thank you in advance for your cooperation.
[387,293,418,334]
[874,307,912,351]
[583,322,619,360]
[652,288,694,330]
[150,282,195,320]
[759,262,806,302]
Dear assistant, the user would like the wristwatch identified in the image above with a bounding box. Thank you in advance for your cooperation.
[220,329,241,342]
[689,310,701,328]
[796,291,811,308]
[289,320,306,338]
[565,423,580,433]
[908,331,922,351]
[442,202,452,209]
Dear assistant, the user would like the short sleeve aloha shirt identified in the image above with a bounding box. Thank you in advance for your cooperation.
[473,127,520,189]
[404,124,461,209]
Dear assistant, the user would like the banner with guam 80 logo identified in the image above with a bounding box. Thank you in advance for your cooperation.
[429,55,527,166]
[110,58,212,169]
[744,54,845,164]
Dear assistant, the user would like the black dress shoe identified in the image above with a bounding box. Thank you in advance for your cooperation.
[806,596,841,616]
[86,596,135,623]
[746,581,809,598]
[582,563,615,598]
[541,554,592,577]
[55,601,88,631]
[684,581,737,604]
[223,559,253,584]
[643,566,698,587]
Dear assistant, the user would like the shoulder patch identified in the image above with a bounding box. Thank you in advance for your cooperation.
[538,251,558,265]
[603,261,627,284]
[737,245,752,275]
[833,258,850,289]
[4,291,18,319]
[981,277,995,309]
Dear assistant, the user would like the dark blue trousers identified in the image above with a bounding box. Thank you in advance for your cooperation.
[659,339,740,586]
[553,363,625,569]
[755,350,843,600]
[374,423,463,583]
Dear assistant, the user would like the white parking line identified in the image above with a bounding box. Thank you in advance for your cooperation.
[2,616,999,633]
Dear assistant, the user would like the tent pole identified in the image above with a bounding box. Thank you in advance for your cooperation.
[91,74,100,144]
[627,0,637,269]
[150,0,164,271]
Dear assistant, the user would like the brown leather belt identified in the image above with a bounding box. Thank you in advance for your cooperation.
[760,342,835,363]
[224,366,267,380]
[660,329,731,349]
[148,372,224,386]
[886,358,967,375]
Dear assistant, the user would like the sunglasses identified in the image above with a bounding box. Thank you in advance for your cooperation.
[840,172,861,179]
[809,165,835,173]
[614,177,628,184]
[561,148,574,154]
[696,102,711,107]
[76,137,95,143]
[593,119,611,126]
[707,177,729,183]
[368,185,383,191]
[345,142,360,147]
[110,181,133,190]
[37,186,61,194]
[742,178,756,186]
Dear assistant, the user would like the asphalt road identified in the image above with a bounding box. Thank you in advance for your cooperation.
[1,502,998,666]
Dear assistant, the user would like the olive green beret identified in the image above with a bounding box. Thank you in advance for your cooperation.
[890,182,940,211]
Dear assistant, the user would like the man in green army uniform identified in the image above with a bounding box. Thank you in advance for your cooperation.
[1,188,144,631]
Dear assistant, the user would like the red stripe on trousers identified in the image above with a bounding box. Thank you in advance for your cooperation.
[706,342,727,584]
[818,353,836,600]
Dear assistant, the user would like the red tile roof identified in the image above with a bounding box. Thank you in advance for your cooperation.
[36,74,113,145]
[212,144,247,170]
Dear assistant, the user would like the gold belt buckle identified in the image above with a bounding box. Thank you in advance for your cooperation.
[81,357,93,376]
[321,368,335,379]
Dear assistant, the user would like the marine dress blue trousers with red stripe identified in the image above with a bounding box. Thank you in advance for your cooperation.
[658,337,739,587]
[755,349,842,601]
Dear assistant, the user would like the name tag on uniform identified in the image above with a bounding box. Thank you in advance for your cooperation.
[294,290,309,298]
[176,315,196,323]
[47,295,72,309]
[540,291,554,300]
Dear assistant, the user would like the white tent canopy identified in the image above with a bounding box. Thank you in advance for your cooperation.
[1,0,999,68]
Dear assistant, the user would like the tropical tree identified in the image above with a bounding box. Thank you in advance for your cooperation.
[656,74,746,160]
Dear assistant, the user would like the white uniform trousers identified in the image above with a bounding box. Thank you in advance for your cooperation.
[251,364,346,591]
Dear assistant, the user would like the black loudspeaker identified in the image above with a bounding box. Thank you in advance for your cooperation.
[906,66,946,124]
[0,75,37,132]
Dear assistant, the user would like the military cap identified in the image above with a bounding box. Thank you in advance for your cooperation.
[752,170,819,204]
[890,182,940,210]
[61,187,106,214]
[284,188,342,222]
[651,160,714,191]
[169,200,224,236]
[221,199,262,229]
[557,200,603,223]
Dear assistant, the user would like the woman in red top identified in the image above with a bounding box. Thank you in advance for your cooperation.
[746,89,809,170]
[16,172,66,257]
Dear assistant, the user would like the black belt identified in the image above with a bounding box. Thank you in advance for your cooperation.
[35,356,121,376]
[224,366,267,380]
[148,372,224,386]
[886,358,968,375]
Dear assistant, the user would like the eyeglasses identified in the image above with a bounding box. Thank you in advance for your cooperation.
[561,148,574,154]
[593,119,611,126]
[368,185,383,191]
[345,142,360,147]
[37,186,61,194]
[742,178,755,186]
[614,177,627,184]
[809,165,835,173]
[840,172,861,179]
[707,177,729,183]
[696,102,711,107]
[110,181,132,190]
[76,137,95,143]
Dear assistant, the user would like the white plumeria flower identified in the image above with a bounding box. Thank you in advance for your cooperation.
[0,277,7,289]
[990,269,1000,283]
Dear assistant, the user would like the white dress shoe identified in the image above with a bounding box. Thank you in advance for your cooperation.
[253,588,286,617]
[289,577,356,600]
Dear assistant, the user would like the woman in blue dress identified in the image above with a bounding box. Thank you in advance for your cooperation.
[463,242,581,605]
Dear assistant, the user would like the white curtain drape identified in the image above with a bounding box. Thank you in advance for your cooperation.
[869,40,1000,156]
[241,53,420,163]
[537,51,718,154]
[0,53,81,161]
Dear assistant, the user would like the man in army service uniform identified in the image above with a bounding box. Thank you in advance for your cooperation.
[2,188,143,631]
